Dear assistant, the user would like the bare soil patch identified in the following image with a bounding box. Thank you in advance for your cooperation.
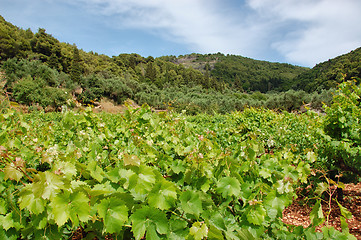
[283,182,361,239]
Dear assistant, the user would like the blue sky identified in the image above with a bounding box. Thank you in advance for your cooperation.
[1,0,361,67]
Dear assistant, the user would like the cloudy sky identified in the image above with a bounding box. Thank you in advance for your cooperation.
[1,0,361,67]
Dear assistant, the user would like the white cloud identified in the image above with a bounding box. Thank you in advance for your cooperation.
[68,0,361,66]
[247,0,361,66]
[68,0,260,57]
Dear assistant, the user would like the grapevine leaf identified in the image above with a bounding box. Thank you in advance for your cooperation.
[169,218,188,240]
[236,228,256,240]
[336,200,352,219]
[148,180,177,210]
[0,227,18,240]
[216,177,240,198]
[53,161,77,178]
[3,163,23,182]
[210,213,227,231]
[315,182,328,196]
[87,161,104,182]
[246,205,266,225]
[179,190,203,218]
[189,222,208,240]
[32,172,64,199]
[207,225,224,240]
[340,217,349,233]
[18,191,45,214]
[0,213,22,231]
[49,192,70,226]
[97,198,128,234]
[138,165,156,185]
[310,200,325,226]
[264,191,289,220]
[129,166,156,199]
[130,206,168,240]
[306,151,317,163]
[49,191,90,227]
[0,198,7,214]
[123,153,141,166]
[69,191,91,224]
[91,182,115,196]
[259,169,272,179]
[275,180,293,194]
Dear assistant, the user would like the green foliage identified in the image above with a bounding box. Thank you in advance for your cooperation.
[0,102,356,239]
[322,81,361,177]
[293,47,361,92]
[208,54,308,92]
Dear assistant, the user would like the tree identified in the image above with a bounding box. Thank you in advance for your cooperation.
[70,45,83,84]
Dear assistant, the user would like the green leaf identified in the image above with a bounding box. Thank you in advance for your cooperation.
[49,192,70,226]
[315,182,328,196]
[3,163,23,182]
[87,161,104,182]
[216,177,241,198]
[169,217,188,240]
[69,191,91,224]
[97,197,128,234]
[310,200,324,226]
[18,190,45,214]
[49,191,90,226]
[306,151,317,163]
[0,199,7,214]
[259,169,272,179]
[275,180,293,194]
[179,190,203,218]
[129,166,156,199]
[130,206,168,240]
[210,213,227,231]
[53,161,77,178]
[264,191,289,220]
[0,212,22,231]
[236,228,256,240]
[32,172,64,199]
[189,222,208,240]
[340,217,349,233]
[207,225,224,240]
[148,179,177,210]
[336,200,352,219]
[123,153,141,166]
[246,205,266,225]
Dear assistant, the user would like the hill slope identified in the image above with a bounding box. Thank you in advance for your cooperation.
[293,47,361,92]
[159,53,309,92]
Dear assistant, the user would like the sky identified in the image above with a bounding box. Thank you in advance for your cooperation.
[1,0,361,67]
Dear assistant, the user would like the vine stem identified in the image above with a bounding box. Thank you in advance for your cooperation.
[170,210,192,223]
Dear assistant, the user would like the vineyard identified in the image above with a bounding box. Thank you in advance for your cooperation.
[0,82,360,239]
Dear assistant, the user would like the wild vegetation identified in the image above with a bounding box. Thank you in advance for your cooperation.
[0,15,350,113]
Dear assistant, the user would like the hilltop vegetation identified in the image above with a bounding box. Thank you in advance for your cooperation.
[293,47,361,92]
[0,15,360,113]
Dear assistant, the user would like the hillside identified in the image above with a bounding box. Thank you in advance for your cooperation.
[0,15,356,113]
[159,53,309,92]
[293,47,361,92]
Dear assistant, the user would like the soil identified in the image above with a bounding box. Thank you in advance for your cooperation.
[282,182,361,239]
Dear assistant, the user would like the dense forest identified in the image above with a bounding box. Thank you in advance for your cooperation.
[0,15,360,113]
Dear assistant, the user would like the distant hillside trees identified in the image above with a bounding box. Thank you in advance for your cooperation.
[1,15,361,114]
